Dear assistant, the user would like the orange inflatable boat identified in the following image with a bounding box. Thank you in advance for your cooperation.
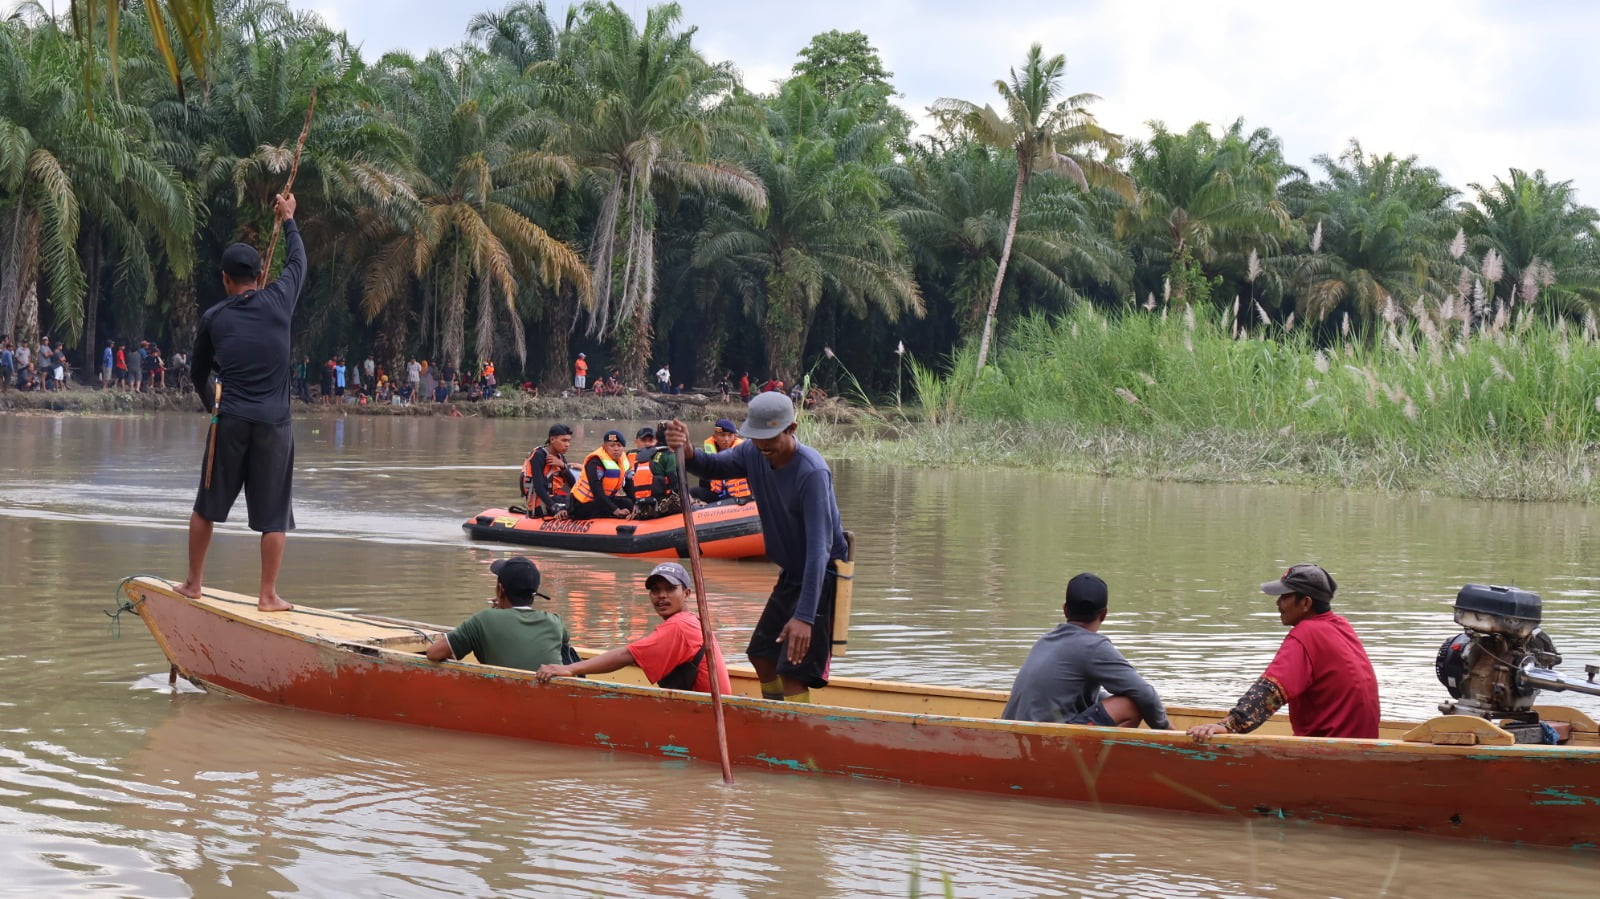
[462,500,766,560]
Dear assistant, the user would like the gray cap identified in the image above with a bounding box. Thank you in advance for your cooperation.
[739,391,796,439]
[645,562,692,589]
[1261,563,1337,603]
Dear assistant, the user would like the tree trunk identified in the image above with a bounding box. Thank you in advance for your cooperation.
[693,280,727,387]
[762,271,805,383]
[543,285,576,390]
[612,297,652,388]
[0,202,24,340]
[83,232,101,383]
[975,160,1027,373]
[12,213,40,345]
[170,274,198,354]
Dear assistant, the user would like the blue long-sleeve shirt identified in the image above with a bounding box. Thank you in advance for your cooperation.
[685,439,846,623]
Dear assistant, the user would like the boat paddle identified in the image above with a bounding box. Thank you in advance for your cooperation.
[665,420,735,785]
[203,381,222,488]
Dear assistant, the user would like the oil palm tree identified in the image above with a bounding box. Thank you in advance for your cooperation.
[536,1,765,383]
[931,43,1131,373]
[1460,168,1600,316]
[360,49,589,370]
[694,78,920,381]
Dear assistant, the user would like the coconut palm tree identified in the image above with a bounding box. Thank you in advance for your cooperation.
[536,1,765,383]
[931,43,1131,373]
[894,142,1126,341]
[694,78,921,382]
[360,49,589,370]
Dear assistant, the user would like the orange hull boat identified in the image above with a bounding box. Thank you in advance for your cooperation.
[121,577,1600,850]
[461,500,765,560]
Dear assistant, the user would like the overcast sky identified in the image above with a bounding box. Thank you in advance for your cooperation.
[22,0,1600,202]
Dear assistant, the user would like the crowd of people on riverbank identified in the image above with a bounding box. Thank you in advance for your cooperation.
[288,354,502,407]
[568,354,830,409]
[0,335,191,395]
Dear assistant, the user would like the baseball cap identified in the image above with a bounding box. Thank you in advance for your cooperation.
[490,556,542,596]
[1261,563,1337,603]
[713,418,737,433]
[577,352,586,358]
[1066,572,1109,610]
[221,243,262,279]
[738,392,796,439]
[547,423,573,438]
[645,562,692,590]
[636,426,656,440]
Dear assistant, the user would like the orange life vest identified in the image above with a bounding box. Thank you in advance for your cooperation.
[570,448,630,503]
[522,447,572,501]
[701,437,752,499]
[629,447,674,500]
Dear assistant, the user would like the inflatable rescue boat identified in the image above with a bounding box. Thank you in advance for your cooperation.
[462,500,766,560]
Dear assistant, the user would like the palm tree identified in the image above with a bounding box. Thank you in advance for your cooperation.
[0,11,193,348]
[1460,168,1600,316]
[894,142,1126,340]
[1120,118,1299,307]
[932,43,1131,373]
[694,77,920,381]
[69,0,216,103]
[536,1,765,383]
[360,49,589,370]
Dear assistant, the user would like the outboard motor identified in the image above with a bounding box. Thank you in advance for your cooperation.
[1436,584,1600,731]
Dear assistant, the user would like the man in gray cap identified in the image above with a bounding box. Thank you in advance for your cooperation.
[534,561,730,693]
[176,192,305,612]
[1188,563,1379,740]
[663,392,848,702]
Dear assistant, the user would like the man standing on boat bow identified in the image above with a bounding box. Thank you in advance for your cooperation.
[1188,564,1380,741]
[177,192,303,613]
[664,393,848,703]
[1002,573,1171,729]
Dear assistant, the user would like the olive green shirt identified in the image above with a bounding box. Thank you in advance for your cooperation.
[445,606,569,671]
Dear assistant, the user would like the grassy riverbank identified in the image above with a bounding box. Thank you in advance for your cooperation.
[815,303,1600,503]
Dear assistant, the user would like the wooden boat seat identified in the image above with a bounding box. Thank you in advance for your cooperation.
[1402,715,1516,746]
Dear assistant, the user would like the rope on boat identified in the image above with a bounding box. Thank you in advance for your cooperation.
[105,574,436,641]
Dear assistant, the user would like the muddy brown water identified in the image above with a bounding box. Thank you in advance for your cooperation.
[3,413,1599,897]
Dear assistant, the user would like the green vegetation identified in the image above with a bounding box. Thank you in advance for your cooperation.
[12,1,1600,498]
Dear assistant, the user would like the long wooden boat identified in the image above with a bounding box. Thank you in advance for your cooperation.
[461,500,765,560]
[120,576,1600,850]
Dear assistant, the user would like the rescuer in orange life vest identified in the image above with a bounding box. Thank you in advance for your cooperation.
[522,423,575,517]
[567,429,634,520]
[689,418,752,503]
[626,426,682,519]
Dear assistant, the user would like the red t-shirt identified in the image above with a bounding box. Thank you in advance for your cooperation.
[1263,612,1381,738]
[628,612,732,694]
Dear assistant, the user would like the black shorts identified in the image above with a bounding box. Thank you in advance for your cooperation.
[194,415,296,532]
[1065,701,1118,727]
[745,567,838,688]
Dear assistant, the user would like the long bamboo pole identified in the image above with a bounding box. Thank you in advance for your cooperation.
[258,90,316,289]
[666,420,735,784]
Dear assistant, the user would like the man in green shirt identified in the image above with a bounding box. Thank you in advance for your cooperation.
[425,556,569,670]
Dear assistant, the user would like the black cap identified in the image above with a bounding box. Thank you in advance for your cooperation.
[1261,564,1337,603]
[221,243,262,280]
[1066,573,1109,611]
[547,423,573,438]
[490,556,542,599]
[602,429,626,444]
[636,426,656,440]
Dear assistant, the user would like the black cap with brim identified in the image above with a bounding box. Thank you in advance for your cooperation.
[221,243,262,280]
[491,556,542,597]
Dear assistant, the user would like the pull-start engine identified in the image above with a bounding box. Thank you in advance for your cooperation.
[1436,584,1600,734]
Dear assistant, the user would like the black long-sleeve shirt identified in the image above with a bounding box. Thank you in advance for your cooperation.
[191,221,306,423]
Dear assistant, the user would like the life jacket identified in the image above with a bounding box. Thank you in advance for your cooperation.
[570,448,630,503]
[522,447,572,502]
[628,447,675,500]
[701,438,752,499]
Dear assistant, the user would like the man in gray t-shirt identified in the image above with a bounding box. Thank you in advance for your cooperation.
[1001,572,1171,729]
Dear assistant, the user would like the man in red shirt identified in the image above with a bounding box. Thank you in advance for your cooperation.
[1189,563,1380,740]
[534,562,731,694]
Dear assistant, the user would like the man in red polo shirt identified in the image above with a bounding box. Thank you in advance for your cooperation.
[1189,563,1380,740]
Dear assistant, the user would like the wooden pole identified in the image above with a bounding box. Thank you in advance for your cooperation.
[668,421,735,785]
[203,380,222,488]
[258,90,316,289]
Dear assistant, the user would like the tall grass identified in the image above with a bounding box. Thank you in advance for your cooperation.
[818,302,1600,502]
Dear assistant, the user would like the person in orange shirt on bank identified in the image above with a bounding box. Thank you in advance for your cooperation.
[573,353,588,391]
[534,562,731,693]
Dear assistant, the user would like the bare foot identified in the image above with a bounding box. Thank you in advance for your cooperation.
[258,595,295,612]
[174,581,203,599]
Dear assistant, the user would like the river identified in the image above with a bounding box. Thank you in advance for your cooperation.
[3,412,1598,897]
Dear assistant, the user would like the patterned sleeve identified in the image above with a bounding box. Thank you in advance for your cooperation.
[1220,677,1288,734]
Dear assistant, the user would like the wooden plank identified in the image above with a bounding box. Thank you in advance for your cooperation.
[1401,714,1516,746]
